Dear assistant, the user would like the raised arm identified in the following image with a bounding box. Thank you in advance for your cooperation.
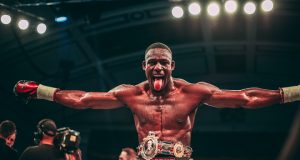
[13,80,127,109]
[191,82,284,109]
[54,87,125,109]
[205,87,282,109]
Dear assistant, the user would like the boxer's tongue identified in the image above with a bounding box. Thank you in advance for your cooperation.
[154,78,163,91]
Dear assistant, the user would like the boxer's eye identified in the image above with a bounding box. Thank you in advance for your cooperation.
[148,61,156,66]
[160,61,169,66]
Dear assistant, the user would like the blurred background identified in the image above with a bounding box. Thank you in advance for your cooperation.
[0,0,300,159]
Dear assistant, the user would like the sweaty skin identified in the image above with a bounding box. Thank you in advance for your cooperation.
[54,48,282,146]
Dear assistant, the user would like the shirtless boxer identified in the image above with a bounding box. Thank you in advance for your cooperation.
[13,42,300,159]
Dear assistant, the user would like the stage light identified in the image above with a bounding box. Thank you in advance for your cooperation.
[244,2,256,15]
[55,16,68,23]
[1,14,11,25]
[261,0,273,12]
[36,23,47,34]
[207,2,220,17]
[171,6,184,18]
[225,0,238,14]
[18,19,29,30]
[188,2,201,16]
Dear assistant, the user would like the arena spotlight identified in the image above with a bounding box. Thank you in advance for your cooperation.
[261,0,273,12]
[36,23,47,34]
[188,2,201,16]
[171,6,184,18]
[224,0,238,14]
[207,2,220,17]
[1,14,12,25]
[55,16,68,23]
[18,19,29,30]
[244,2,256,15]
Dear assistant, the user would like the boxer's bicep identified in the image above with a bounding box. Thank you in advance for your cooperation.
[81,91,125,109]
[82,84,137,109]
[204,90,249,108]
[54,87,126,109]
[204,88,281,109]
[198,82,258,108]
[191,82,230,108]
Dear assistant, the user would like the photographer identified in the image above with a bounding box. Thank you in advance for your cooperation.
[19,119,65,160]
[19,119,82,160]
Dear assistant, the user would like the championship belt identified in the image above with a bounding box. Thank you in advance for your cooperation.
[139,131,159,160]
[138,131,193,160]
[173,141,184,158]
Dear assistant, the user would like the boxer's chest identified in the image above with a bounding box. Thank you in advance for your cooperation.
[128,92,198,125]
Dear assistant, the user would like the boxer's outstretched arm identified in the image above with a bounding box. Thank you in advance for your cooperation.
[206,84,300,108]
[13,80,126,109]
[54,89,124,109]
[54,84,130,109]
[191,82,282,109]
[204,87,282,109]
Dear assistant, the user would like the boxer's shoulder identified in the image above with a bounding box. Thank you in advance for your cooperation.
[173,78,191,86]
[180,81,219,95]
[110,84,142,96]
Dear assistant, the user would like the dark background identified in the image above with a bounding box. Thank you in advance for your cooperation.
[0,0,300,160]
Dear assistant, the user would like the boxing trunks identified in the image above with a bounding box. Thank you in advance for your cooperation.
[137,131,192,160]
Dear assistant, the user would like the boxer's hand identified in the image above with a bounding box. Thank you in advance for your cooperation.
[13,80,39,103]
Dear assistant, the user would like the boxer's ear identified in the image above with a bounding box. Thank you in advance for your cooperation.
[171,60,175,70]
[142,61,146,70]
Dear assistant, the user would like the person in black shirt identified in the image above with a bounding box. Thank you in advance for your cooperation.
[0,120,18,160]
[18,144,65,160]
[18,119,65,160]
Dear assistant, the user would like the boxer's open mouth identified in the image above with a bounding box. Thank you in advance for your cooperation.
[152,75,165,91]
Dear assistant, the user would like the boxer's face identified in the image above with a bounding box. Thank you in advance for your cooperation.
[143,48,175,92]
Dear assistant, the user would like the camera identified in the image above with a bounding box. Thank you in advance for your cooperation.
[33,120,81,154]
[54,127,81,154]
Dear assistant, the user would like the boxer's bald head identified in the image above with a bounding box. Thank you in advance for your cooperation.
[145,42,172,60]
